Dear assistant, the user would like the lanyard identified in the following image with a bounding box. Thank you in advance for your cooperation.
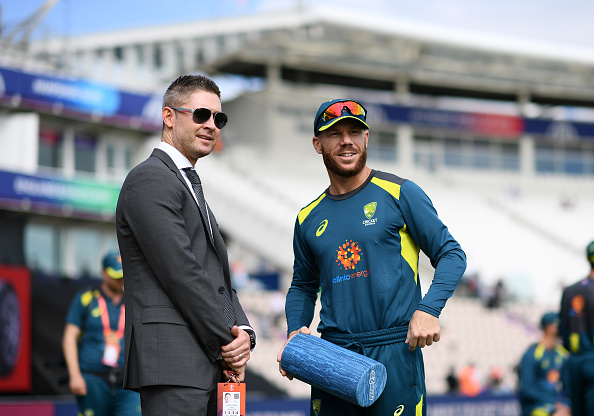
[96,295,125,340]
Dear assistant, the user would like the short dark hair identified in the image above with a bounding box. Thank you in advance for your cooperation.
[162,74,221,109]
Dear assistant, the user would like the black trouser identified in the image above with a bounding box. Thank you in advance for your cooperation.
[567,352,594,416]
[139,384,218,416]
[138,363,221,416]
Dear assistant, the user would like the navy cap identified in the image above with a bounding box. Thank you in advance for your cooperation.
[540,312,559,329]
[313,99,370,136]
[102,249,123,279]
[587,240,594,265]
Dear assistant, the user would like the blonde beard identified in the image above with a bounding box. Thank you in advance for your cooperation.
[321,146,367,178]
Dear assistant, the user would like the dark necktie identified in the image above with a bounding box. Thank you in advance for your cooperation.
[183,168,212,240]
[183,167,236,328]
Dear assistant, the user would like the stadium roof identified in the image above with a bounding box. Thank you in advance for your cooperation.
[206,7,594,107]
[26,6,594,107]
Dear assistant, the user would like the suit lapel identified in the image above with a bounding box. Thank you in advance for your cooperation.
[151,149,219,254]
[151,148,189,191]
[209,211,232,287]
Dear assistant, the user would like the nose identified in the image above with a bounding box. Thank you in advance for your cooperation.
[340,132,354,144]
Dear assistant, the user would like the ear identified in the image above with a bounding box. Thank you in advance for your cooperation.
[162,107,175,128]
[312,136,323,155]
[364,129,369,149]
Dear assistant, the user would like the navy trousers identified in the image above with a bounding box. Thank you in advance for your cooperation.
[567,352,594,416]
[311,327,426,416]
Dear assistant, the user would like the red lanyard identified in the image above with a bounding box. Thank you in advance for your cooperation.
[96,295,125,339]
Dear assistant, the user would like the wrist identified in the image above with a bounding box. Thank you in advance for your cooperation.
[244,328,256,350]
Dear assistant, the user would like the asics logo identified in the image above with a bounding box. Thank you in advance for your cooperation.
[394,405,404,416]
[316,219,328,237]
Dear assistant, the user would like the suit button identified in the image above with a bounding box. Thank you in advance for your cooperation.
[218,286,225,294]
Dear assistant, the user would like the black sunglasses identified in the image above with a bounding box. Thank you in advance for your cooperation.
[170,107,228,129]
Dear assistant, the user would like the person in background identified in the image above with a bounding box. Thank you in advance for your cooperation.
[276,99,466,415]
[445,366,459,395]
[458,363,482,397]
[559,240,594,416]
[63,249,141,416]
[486,366,512,395]
[518,312,570,416]
[486,279,507,309]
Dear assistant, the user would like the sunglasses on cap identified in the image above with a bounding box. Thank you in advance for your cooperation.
[319,100,367,124]
[170,107,228,129]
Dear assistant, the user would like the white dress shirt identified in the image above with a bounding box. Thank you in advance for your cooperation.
[157,142,212,236]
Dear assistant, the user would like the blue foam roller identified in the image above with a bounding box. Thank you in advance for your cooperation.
[280,333,386,407]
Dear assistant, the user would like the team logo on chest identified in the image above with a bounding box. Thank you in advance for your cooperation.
[364,202,376,219]
[312,399,321,415]
[336,239,362,270]
[363,202,378,226]
[332,239,370,284]
[571,294,585,316]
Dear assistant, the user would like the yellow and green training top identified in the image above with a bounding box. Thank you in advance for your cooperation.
[286,170,467,335]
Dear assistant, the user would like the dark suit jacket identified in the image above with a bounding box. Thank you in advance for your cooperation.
[115,148,250,391]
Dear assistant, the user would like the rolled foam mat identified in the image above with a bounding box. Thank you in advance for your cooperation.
[280,333,387,407]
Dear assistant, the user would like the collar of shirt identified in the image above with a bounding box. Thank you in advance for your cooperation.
[157,142,193,170]
[157,142,200,202]
[156,142,212,232]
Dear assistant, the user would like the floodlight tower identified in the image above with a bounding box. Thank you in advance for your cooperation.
[0,0,60,51]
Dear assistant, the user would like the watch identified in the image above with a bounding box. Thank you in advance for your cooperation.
[244,328,256,350]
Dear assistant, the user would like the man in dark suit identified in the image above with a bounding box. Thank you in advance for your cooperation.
[116,74,256,416]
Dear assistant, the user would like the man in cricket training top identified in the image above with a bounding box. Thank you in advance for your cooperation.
[277,99,467,416]
[518,312,570,416]
[559,240,594,416]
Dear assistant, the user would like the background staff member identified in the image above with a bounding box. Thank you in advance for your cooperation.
[518,312,570,416]
[63,249,141,416]
[559,240,594,416]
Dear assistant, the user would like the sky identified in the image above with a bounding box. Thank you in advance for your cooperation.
[2,0,594,49]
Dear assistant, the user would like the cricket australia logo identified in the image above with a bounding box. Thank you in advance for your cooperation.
[363,202,378,226]
[364,202,376,219]
[312,399,321,416]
